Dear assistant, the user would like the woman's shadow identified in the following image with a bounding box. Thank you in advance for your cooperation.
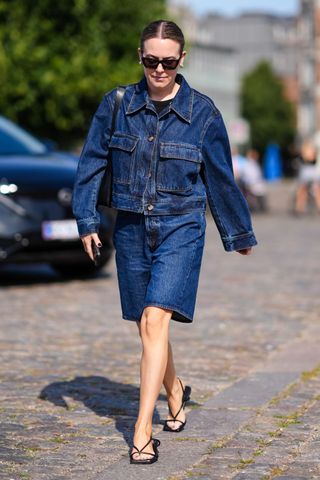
[39,375,166,446]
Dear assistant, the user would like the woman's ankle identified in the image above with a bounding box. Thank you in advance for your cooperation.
[134,421,152,437]
[165,376,181,398]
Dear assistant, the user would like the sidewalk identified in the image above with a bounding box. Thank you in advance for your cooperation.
[100,324,320,480]
[0,180,319,479]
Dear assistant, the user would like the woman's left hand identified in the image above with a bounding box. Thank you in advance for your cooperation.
[237,248,252,255]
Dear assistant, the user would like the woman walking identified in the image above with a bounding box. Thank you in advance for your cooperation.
[72,20,257,464]
[294,139,320,214]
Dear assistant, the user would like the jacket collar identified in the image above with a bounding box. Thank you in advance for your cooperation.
[126,74,193,124]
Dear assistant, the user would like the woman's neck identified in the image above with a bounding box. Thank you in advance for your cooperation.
[148,81,180,101]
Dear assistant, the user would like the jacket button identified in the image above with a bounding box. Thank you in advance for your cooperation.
[148,135,155,141]
[147,204,154,211]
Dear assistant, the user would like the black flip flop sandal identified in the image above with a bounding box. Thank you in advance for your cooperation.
[130,437,161,464]
[163,377,191,433]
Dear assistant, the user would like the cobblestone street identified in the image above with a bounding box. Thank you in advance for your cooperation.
[1,182,320,479]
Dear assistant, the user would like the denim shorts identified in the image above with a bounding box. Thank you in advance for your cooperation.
[112,210,206,323]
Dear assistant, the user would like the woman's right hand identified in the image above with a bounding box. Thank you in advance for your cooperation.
[80,233,102,262]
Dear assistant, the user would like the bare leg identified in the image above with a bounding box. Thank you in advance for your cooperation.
[136,325,186,433]
[162,342,186,429]
[132,306,172,460]
[295,184,308,213]
[313,183,320,212]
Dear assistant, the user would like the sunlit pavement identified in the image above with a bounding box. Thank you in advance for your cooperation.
[1,180,320,479]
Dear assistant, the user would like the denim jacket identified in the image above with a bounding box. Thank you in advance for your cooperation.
[72,74,257,252]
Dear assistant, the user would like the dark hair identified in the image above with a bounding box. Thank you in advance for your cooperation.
[140,20,185,53]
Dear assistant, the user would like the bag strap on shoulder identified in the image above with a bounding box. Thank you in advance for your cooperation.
[111,86,126,133]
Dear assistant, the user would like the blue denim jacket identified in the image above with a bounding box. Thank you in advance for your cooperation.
[72,74,257,252]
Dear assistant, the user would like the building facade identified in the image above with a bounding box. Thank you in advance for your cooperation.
[196,13,298,81]
[168,2,299,138]
[298,0,317,139]
[183,43,239,124]
[297,0,320,142]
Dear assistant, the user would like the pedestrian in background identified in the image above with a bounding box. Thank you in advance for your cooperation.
[294,139,320,214]
[72,19,257,464]
[231,145,247,185]
[241,149,268,212]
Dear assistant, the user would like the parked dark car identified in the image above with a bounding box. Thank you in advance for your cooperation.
[0,115,114,276]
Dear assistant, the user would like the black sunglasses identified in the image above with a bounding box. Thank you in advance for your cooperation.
[141,55,181,70]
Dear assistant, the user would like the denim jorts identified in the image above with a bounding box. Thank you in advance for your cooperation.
[113,210,206,323]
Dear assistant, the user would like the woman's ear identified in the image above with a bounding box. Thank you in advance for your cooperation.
[179,50,187,68]
[137,47,142,64]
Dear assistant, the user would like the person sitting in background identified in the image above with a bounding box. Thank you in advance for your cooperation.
[294,139,320,215]
[241,149,267,212]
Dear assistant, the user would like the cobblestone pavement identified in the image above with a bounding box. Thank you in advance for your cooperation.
[0,181,320,479]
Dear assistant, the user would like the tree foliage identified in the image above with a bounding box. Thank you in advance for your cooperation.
[0,0,165,145]
[240,61,295,155]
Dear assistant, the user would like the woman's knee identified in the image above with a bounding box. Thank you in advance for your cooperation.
[140,306,172,340]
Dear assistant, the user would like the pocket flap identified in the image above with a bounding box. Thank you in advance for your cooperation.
[160,142,201,163]
[109,133,139,152]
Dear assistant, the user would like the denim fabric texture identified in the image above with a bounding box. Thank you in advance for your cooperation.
[72,74,257,252]
[113,210,206,323]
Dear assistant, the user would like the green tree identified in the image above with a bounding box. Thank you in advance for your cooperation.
[240,61,295,155]
[0,0,165,145]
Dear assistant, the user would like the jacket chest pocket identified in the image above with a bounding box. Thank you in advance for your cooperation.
[109,132,139,184]
[156,142,201,192]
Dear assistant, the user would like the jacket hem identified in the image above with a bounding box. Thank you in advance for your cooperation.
[111,194,206,215]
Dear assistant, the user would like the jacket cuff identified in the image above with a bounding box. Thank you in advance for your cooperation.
[76,218,100,237]
[222,232,258,252]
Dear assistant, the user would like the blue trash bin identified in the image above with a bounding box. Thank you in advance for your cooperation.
[264,143,282,181]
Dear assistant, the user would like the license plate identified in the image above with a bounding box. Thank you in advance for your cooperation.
[42,220,79,241]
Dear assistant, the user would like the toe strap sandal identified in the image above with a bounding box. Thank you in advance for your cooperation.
[163,377,191,433]
[130,437,161,465]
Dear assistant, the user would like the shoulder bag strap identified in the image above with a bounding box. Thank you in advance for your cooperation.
[111,86,126,134]
[97,86,125,207]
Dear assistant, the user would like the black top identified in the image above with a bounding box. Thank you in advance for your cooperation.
[152,99,172,115]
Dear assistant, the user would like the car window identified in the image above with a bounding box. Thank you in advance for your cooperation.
[0,116,47,155]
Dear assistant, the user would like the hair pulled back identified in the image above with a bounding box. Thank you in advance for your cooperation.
[140,20,185,53]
